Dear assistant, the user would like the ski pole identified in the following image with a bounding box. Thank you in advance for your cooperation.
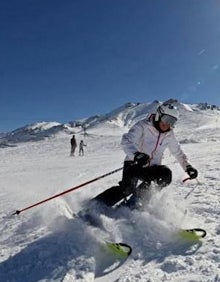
[183,177,202,184]
[183,178,201,199]
[182,177,191,183]
[12,167,123,216]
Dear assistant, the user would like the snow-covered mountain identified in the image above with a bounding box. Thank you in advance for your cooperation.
[1,100,220,145]
[0,99,220,281]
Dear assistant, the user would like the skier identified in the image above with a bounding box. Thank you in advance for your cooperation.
[92,100,198,209]
[70,135,77,156]
[79,140,87,156]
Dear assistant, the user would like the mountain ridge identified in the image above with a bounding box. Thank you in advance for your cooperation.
[1,100,220,145]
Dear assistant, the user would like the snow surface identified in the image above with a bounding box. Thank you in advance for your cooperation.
[0,103,220,281]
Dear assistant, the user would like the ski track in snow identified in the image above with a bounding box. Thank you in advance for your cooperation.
[0,119,220,281]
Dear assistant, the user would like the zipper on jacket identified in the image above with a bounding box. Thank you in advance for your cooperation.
[149,133,161,164]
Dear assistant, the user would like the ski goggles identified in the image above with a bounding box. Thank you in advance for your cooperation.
[160,114,177,127]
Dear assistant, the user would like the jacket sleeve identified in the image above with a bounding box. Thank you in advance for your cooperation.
[168,132,190,171]
[121,120,145,160]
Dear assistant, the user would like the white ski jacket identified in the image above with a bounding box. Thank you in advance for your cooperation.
[121,114,190,171]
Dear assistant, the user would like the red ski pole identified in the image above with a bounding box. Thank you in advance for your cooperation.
[13,167,123,215]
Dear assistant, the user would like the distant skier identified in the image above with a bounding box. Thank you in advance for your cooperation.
[91,100,198,209]
[79,140,87,156]
[70,135,77,156]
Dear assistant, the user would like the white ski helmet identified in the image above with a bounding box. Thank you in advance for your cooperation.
[155,103,179,127]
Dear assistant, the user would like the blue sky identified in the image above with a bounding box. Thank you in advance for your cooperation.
[0,0,220,132]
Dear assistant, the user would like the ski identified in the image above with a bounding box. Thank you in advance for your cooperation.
[103,241,132,257]
[95,241,132,278]
[177,228,207,241]
[74,210,133,258]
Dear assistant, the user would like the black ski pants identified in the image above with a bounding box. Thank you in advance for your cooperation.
[94,161,172,207]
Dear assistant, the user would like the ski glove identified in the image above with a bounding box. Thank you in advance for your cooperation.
[186,165,198,179]
[134,152,150,167]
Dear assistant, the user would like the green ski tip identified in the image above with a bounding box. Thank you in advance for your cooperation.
[104,241,132,257]
[178,228,207,241]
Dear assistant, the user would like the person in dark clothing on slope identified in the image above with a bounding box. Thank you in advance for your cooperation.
[93,101,198,209]
[70,135,77,156]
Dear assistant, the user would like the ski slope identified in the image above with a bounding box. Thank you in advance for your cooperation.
[0,106,220,281]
